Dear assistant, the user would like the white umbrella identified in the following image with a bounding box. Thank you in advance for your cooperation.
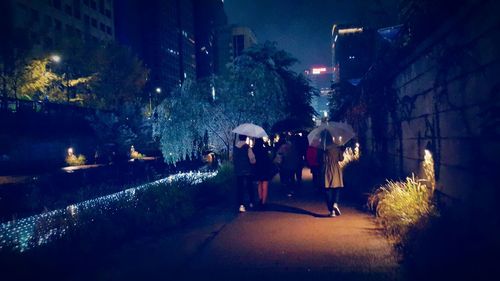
[232,123,268,138]
[308,122,355,148]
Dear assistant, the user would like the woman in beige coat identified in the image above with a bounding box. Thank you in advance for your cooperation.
[322,143,344,217]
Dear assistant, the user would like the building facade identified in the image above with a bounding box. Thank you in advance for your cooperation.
[115,0,196,95]
[2,0,114,52]
[331,24,374,85]
[231,26,257,58]
[193,0,228,79]
[215,25,258,75]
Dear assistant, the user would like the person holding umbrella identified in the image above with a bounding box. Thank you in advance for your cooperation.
[321,132,344,217]
[232,123,268,213]
[233,134,256,213]
[253,138,274,208]
[308,122,354,217]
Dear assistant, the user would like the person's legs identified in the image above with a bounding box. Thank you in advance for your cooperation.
[279,169,287,187]
[236,176,245,211]
[286,169,295,195]
[262,180,269,204]
[295,166,303,186]
[333,188,341,215]
[312,166,321,189]
[245,175,255,207]
[333,188,340,204]
[257,181,263,203]
[325,188,334,214]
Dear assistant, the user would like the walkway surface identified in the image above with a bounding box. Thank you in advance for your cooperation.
[80,170,402,281]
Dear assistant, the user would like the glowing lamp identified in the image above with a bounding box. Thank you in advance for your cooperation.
[312,67,327,75]
[50,54,61,63]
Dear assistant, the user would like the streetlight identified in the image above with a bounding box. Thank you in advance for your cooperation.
[50,54,61,63]
[149,87,161,117]
[49,54,71,102]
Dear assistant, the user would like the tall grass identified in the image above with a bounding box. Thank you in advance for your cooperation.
[368,174,437,243]
[339,143,360,169]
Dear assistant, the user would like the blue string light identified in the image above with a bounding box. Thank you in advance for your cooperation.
[0,171,217,252]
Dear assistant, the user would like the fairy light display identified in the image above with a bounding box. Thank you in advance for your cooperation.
[0,171,217,252]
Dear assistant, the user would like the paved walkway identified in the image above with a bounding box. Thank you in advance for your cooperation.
[81,169,402,281]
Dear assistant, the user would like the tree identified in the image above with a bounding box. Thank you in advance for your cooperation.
[153,42,316,164]
[18,58,94,102]
[51,38,149,110]
[244,42,316,127]
[154,55,288,164]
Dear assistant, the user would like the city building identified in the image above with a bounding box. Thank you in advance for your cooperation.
[193,0,228,79]
[215,25,258,74]
[2,0,115,52]
[331,24,375,85]
[305,66,335,119]
[231,26,258,58]
[115,0,196,95]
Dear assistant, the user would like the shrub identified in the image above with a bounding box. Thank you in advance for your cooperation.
[368,174,437,243]
[130,150,145,160]
[65,154,86,166]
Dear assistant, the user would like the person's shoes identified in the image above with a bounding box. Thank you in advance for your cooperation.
[333,204,341,216]
[239,205,246,213]
[329,211,336,217]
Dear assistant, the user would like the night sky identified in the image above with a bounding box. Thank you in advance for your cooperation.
[224,0,398,73]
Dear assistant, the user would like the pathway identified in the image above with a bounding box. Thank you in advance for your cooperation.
[80,169,402,281]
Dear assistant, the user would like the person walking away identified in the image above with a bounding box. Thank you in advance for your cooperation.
[233,134,256,213]
[253,138,274,208]
[322,141,344,217]
[291,135,305,187]
[278,135,299,196]
[306,141,321,190]
[276,136,291,188]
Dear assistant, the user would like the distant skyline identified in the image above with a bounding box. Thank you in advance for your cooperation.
[224,0,398,73]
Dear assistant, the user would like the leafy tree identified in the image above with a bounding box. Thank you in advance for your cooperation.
[153,42,315,164]
[244,42,316,127]
[154,56,288,164]
[51,38,149,110]
[18,58,94,102]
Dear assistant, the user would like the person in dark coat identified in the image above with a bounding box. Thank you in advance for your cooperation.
[253,138,274,207]
[233,134,256,213]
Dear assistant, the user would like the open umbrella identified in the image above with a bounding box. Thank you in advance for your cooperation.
[232,123,268,138]
[307,122,355,148]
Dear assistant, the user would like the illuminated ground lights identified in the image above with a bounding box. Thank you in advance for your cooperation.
[0,171,218,253]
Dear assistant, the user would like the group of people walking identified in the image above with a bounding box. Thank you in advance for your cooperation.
[233,132,344,217]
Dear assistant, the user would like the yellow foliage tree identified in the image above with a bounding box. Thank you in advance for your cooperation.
[19,58,59,100]
[19,58,94,103]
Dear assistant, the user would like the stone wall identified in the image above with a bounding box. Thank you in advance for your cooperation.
[369,0,500,203]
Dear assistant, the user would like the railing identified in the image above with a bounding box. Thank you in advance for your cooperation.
[0,96,107,117]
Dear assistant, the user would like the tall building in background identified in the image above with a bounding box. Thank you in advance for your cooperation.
[231,26,257,57]
[216,25,258,74]
[193,0,228,79]
[115,0,196,95]
[331,24,374,86]
[1,0,115,53]
[305,66,335,119]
